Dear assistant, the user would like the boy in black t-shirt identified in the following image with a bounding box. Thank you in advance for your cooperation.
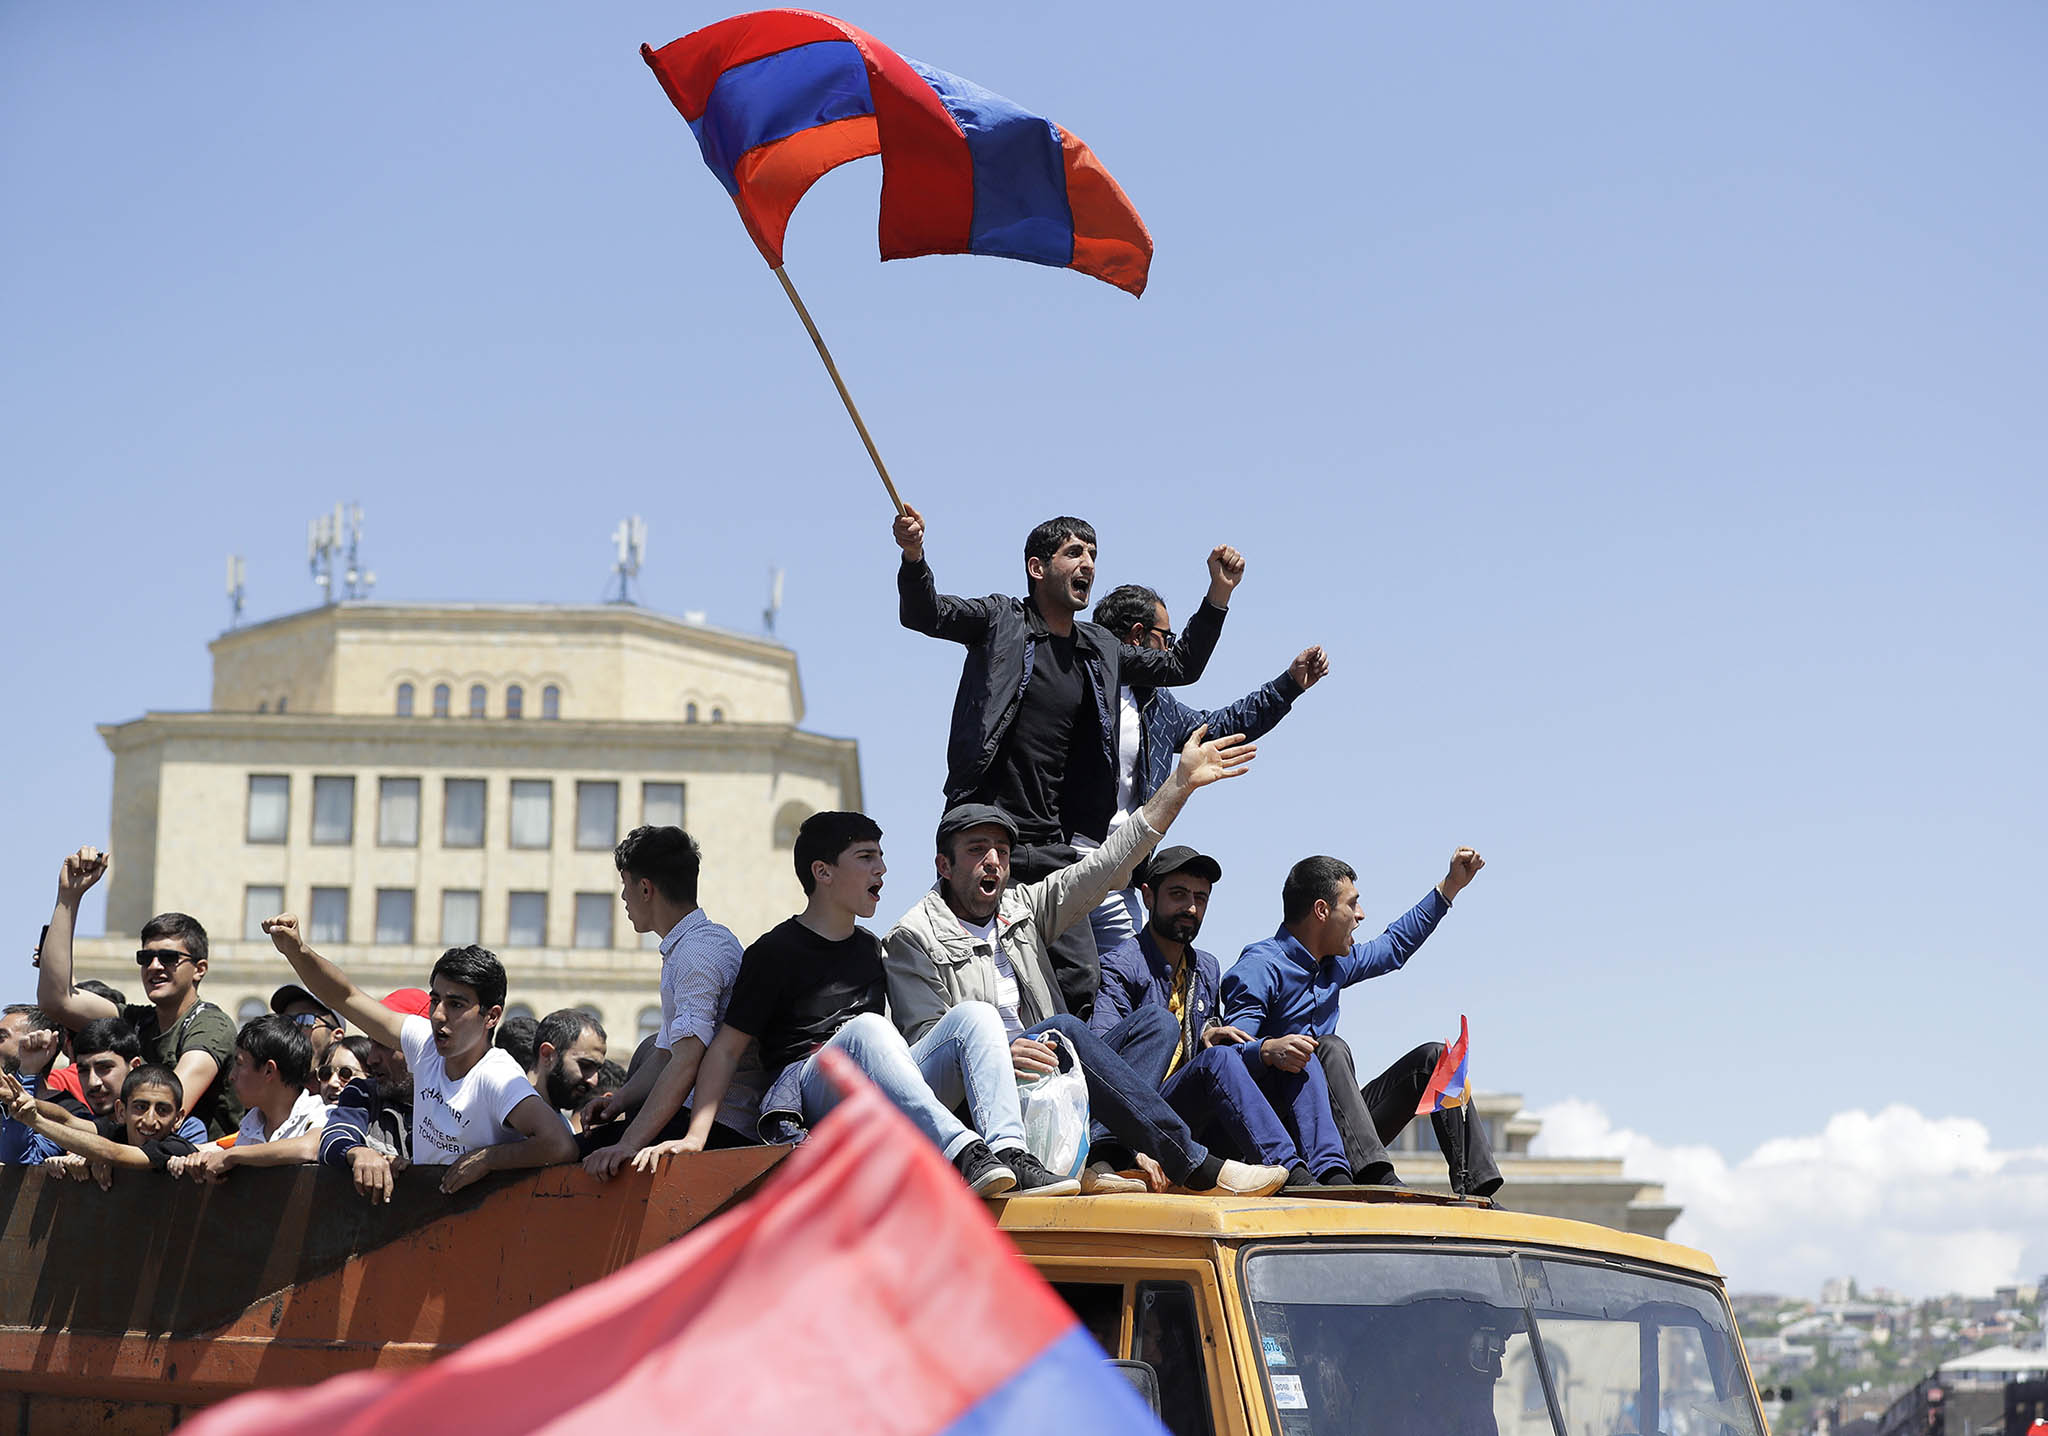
[680,812,1077,1198]
[0,1064,198,1185]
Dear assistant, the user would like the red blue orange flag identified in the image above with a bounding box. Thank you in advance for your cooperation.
[1416,1015,1472,1117]
[178,1051,1165,1436]
[641,10,1154,296]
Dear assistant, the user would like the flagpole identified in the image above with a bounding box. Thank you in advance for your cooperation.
[773,266,905,516]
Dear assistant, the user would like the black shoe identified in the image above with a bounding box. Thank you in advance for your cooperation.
[1359,1163,1403,1188]
[1284,1164,1317,1188]
[1317,1168,1354,1186]
[954,1140,1016,1197]
[996,1147,1081,1197]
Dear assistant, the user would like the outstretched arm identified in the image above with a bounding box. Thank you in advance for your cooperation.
[0,1074,153,1171]
[38,849,121,1029]
[896,506,1001,643]
[261,914,408,1049]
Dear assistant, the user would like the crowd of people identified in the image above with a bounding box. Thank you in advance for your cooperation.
[2,512,1499,1204]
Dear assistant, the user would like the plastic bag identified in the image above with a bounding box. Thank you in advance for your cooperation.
[1016,1030,1090,1180]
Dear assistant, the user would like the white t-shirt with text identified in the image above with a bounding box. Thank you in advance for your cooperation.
[400,1015,553,1163]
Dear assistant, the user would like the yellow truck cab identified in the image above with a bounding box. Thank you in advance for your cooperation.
[0,1159,1766,1435]
[1001,1188,1769,1436]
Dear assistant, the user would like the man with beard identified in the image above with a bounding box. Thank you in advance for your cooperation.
[1093,848,1352,1188]
[262,916,577,1195]
[527,1009,608,1116]
[884,729,1291,1197]
[894,508,1244,1019]
[319,989,428,1202]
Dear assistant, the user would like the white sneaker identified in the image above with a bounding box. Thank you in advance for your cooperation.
[1210,1159,1291,1197]
[1081,1161,1149,1194]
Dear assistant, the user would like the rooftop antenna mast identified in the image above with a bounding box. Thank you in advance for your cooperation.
[763,566,784,635]
[308,502,375,604]
[608,516,647,605]
[226,555,246,629]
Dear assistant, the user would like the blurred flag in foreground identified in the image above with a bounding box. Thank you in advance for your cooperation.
[642,9,1153,295]
[181,1050,1164,1436]
[1416,1015,1471,1116]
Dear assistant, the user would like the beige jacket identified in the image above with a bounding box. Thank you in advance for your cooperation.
[884,815,1163,1042]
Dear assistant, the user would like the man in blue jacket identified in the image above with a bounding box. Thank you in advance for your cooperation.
[1087,582,1329,954]
[894,505,1244,1018]
[1220,850,1502,1196]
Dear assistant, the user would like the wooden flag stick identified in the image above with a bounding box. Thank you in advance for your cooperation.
[773,266,905,515]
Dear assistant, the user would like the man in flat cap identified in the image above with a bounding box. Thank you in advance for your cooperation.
[885,728,1291,1197]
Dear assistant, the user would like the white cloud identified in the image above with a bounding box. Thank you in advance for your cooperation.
[1529,1101,2048,1298]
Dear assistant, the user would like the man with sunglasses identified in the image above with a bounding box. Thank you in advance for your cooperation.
[269,984,344,1069]
[37,846,242,1138]
[1086,584,1330,957]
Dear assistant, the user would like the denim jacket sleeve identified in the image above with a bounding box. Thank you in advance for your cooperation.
[1336,887,1451,986]
[897,558,1001,643]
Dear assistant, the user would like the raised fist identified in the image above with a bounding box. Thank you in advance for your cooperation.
[1440,848,1486,902]
[1288,646,1330,691]
[57,847,110,903]
[1206,544,1246,593]
[262,913,306,958]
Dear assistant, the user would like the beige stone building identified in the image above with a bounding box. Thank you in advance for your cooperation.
[1390,1091,1682,1238]
[73,601,861,1052]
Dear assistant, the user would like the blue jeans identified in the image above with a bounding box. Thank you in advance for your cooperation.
[1028,1009,1209,1184]
[1160,1045,1349,1180]
[1087,886,1144,959]
[797,1005,1024,1163]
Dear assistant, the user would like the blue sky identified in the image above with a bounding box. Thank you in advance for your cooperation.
[4,3,2042,1290]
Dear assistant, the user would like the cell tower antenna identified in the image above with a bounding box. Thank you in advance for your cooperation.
[607,516,647,605]
[226,555,246,629]
[308,502,375,603]
[763,566,784,635]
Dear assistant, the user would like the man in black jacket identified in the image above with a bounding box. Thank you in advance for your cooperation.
[894,504,1244,1017]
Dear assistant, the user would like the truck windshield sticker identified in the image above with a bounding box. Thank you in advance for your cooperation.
[1271,1373,1308,1410]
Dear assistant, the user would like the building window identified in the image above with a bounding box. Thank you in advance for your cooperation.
[243,885,283,940]
[684,702,698,723]
[504,1002,535,1024]
[643,782,685,829]
[378,777,420,847]
[441,889,481,946]
[637,1006,663,1047]
[710,707,725,723]
[238,997,268,1024]
[276,696,287,713]
[247,775,290,844]
[258,701,269,714]
[432,683,451,718]
[510,780,553,849]
[311,776,356,845]
[309,887,349,944]
[396,682,415,717]
[541,685,560,720]
[506,892,547,947]
[468,684,486,718]
[375,889,416,945]
[573,893,613,950]
[506,684,524,720]
[576,781,618,850]
[443,778,486,848]
[773,801,813,848]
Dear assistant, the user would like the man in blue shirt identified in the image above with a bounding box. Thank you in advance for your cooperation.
[1220,849,1501,1196]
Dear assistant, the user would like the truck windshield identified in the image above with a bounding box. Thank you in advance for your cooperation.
[1244,1247,1763,1436]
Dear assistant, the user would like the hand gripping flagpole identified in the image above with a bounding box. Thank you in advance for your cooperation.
[773,266,906,516]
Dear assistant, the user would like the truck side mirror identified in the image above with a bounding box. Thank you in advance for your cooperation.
[1106,1359,1163,1415]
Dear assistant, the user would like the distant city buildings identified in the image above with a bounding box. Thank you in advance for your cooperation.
[72,599,860,1045]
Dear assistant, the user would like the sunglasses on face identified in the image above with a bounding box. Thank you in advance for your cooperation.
[1145,625,1176,646]
[134,949,195,969]
[288,1012,339,1032]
